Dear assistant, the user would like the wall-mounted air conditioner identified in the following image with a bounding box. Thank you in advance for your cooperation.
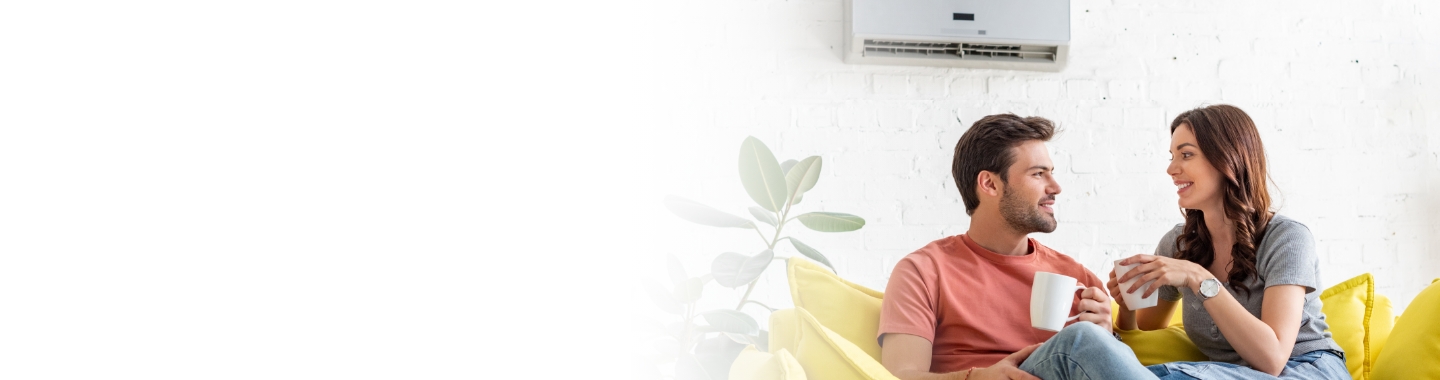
[844,0,1070,72]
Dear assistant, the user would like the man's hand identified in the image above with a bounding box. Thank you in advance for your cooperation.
[971,343,1042,380]
[1074,287,1113,332]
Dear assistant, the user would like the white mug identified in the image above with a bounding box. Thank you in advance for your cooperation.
[1031,271,1085,332]
[1113,259,1160,310]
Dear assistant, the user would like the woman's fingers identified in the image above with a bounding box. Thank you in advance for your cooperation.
[1127,269,1163,294]
[1120,254,1156,266]
[1142,279,1160,298]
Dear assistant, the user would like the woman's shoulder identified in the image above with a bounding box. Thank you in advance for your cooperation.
[1256,213,1318,264]
[1262,214,1314,242]
[1154,223,1186,257]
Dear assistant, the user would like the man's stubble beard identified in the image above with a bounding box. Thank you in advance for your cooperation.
[1000,182,1057,234]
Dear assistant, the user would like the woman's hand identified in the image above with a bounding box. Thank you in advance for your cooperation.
[1107,267,1140,330]
[1115,254,1208,298]
[1106,268,1129,311]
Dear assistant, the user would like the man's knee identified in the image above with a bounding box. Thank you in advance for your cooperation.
[1051,322,1112,347]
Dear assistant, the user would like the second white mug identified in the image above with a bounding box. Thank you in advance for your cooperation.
[1030,271,1085,332]
[1114,259,1160,310]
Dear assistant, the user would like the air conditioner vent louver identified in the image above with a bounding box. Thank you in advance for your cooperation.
[862,40,1057,62]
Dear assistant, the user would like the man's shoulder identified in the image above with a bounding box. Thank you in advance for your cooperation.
[904,235,967,258]
[893,235,968,271]
[1033,241,1078,264]
[1032,240,1096,279]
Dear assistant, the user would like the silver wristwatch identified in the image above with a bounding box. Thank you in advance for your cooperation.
[1197,278,1222,302]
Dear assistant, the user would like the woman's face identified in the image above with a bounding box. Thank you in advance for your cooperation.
[1168,123,1225,212]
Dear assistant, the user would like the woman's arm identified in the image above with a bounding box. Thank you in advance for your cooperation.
[1135,299,1178,331]
[1200,284,1304,376]
[1116,254,1305,374]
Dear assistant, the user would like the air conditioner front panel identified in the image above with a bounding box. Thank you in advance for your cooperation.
[852,0,1069,42]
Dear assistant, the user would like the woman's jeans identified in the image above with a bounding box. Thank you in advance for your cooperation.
[1018,322,1352,380]
[1148,350,1351,380]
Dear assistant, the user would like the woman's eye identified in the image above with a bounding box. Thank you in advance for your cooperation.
[1182,152,1193,158]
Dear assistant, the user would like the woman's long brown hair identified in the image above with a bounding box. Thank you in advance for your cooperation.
[1170,104,1273,295]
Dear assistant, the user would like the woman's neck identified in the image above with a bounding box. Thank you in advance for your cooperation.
[1200,206,1235,268]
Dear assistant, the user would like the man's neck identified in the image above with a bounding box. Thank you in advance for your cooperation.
[965,210,1032,256]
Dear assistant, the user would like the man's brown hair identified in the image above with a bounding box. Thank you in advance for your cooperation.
[951,114,1057,215]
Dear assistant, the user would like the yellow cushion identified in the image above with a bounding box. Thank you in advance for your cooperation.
[1368,294,1394,370]
[1109,299,1185,327]
[1371,279,1440,380]
[729,345,807,380]
[769,308,802,356]
[787,258,885,361]
[1319,273,1387,380]
[777,307,898,380]
[1117,325,1209,366]
[1110,299,1207,365]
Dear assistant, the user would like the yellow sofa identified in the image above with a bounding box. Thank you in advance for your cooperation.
[735,258,1439,380]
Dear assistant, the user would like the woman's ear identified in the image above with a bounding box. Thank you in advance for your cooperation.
[977,171,1002,197]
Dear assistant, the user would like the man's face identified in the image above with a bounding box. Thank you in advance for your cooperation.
[998,140,1061,234]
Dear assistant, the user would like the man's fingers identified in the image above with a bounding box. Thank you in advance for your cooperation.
[1008,343,1043,362]
[1005,367,1041,380]
[1089,286,1109,302]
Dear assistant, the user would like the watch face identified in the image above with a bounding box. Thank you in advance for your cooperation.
[1201,279,1220,297]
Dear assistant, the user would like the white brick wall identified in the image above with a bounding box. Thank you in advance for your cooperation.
[651,0,1440,319]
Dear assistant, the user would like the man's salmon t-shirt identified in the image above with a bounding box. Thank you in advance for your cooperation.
[877,234,1103,374]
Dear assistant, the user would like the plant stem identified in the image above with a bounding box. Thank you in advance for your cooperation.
[681,302,696,350]
[735,196,794,311]
[735,280,759,310]
[742,300,777,312]
[751,224,769,245]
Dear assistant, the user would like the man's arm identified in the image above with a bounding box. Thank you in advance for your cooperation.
[880,333,1040,380]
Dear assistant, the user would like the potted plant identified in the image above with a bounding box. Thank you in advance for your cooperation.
[646,136,865,380]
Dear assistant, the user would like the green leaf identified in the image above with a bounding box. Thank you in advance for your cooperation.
[780,159,798,175]
[700,309,759,334]
[747,206,777,226]
[796,212,866,232]
[710,249,775,288]
[692,335,746,380]
[664,195,753,229]
[675,277,704,303]
[784,156,822,205]
[787,237,835,271]
[644,279,683,314]
[738,136,789,212]
[666,254,687,287]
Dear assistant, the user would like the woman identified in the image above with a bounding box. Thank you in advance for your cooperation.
[1108,104,1349,379]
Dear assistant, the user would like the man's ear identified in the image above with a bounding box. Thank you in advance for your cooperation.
[976,171,1003,198]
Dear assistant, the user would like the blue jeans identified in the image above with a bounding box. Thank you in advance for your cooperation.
[1148,350,1351,380]
[1019,322,1157,379]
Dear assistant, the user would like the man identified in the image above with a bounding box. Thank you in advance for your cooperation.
[878,114,1154,379]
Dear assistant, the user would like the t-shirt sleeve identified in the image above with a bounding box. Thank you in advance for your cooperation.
[877,256,936,346]
[1154,226,1184,302]
[1257,220,1320,294]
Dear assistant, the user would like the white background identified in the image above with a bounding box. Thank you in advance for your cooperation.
[1,0,659,378]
